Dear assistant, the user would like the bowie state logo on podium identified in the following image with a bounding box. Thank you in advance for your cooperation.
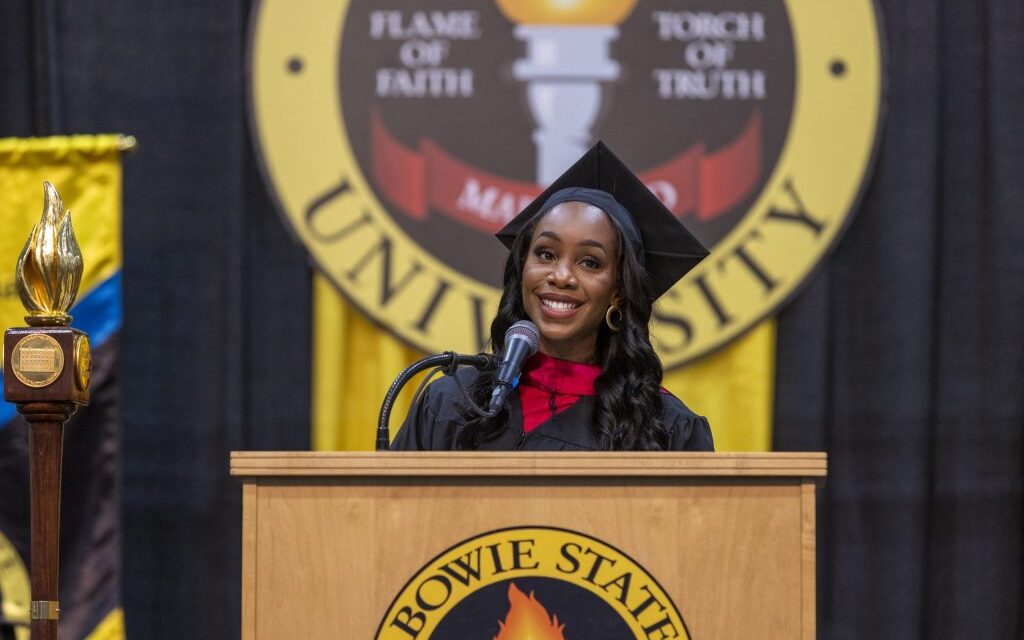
[375,527,690,639]
[248,0,884,367]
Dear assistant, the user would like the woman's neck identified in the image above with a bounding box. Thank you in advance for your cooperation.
[538,338,598,364]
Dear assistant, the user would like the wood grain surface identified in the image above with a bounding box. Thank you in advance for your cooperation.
[236,453,825,640]
[231,451,827,478]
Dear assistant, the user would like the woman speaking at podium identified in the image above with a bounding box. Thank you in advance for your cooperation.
[391,143,714,452]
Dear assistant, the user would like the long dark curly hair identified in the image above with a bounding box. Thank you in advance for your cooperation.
[456,208,670,450]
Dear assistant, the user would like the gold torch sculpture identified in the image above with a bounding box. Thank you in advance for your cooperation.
[3,182,91,640]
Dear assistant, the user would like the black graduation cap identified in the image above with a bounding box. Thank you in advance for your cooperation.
[496,141,709,300]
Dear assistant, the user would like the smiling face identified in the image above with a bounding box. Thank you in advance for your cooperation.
[521,201,620,363]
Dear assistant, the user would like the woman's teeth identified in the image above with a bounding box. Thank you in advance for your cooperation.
[542,299,579,312]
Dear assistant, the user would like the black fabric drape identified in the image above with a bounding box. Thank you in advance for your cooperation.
[0,1,311,638]
[1,0,1021,638]
[774,1,1024,638]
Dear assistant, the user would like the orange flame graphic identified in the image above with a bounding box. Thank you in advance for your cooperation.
[493,582,567,640]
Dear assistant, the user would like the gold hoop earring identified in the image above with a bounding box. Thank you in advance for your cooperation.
[605,305,622,332]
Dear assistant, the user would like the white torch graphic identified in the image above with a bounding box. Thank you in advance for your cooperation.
[496,0,639,184]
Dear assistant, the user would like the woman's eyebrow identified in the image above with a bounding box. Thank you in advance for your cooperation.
[579,239,607,252]
[536,231,607,253]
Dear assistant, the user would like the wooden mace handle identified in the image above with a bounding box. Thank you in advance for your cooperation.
[21,403,73,640]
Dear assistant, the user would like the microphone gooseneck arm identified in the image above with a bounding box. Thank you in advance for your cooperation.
[376,352,495,451]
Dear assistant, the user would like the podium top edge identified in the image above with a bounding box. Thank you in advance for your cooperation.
[229,451,827,478]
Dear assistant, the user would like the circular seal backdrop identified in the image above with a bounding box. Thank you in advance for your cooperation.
[374,526,690,639]
[249,0,883,367]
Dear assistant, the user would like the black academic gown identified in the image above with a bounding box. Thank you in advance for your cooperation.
[389,369,714,451]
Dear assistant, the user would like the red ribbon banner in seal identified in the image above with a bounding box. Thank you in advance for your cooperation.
[370,109,762,235]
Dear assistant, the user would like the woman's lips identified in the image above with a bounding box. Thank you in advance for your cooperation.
[538,295,582,318]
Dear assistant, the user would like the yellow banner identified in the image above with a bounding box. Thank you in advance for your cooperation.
[0,135,124,326]
[0,135,125,640]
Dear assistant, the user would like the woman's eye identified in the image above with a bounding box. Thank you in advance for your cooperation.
[535,248,555,261]
[581,257,601,270]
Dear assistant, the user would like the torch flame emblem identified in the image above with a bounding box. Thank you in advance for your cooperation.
[494,583,567,640]
[15,182,84,327]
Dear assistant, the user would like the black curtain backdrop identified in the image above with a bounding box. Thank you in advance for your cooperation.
[1,1,1021,638]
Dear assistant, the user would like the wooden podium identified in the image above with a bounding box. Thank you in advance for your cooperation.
[231,452,826,639]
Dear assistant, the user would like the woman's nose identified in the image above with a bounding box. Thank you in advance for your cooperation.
[547,262,577,288]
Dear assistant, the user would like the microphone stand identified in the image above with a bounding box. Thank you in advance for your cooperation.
[376,352,496,451]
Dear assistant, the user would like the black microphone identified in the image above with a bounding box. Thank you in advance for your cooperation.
[488,320,540,413]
